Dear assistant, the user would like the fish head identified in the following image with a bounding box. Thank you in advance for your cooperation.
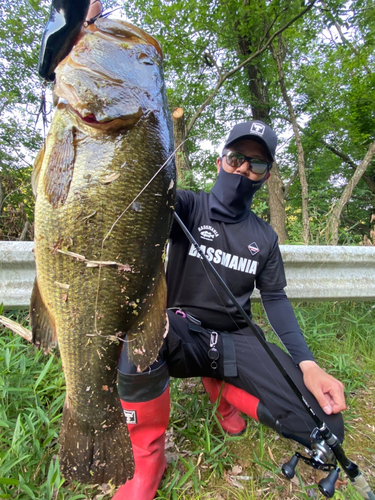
[54,19,166,129]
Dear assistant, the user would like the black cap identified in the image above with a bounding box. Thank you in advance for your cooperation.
[223,121,277,161]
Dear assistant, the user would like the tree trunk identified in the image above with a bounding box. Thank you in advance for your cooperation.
[325,141,375,244]
[172,107,194,189]
[271,36,310,244]
[237,32,288,243]
[246,63,271,121]
[19,220,30,241]
[185,1,318,135]
[0,178,4,217]
[267,162,288,243]
[319,138,375,201]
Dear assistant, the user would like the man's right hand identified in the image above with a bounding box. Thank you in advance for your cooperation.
[299,360,346,415]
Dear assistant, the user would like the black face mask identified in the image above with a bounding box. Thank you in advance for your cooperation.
[209,167,267,223]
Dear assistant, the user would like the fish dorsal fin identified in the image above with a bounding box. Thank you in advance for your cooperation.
[31,146,45,197]
[30,278,58,352]
[44,127,76,207]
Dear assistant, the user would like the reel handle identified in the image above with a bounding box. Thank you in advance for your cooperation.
[282,454,299,479]
[318,467,340,498]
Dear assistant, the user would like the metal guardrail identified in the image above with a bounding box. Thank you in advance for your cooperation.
[1,242,36,310]
[275,245,375,301]
[1,242,375,309]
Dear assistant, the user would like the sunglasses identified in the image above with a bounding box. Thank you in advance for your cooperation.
[223,150,272,174]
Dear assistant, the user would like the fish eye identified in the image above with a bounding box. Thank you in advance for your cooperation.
[138,53,155,65]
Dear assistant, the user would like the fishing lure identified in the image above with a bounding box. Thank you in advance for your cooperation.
[38,0,90,81]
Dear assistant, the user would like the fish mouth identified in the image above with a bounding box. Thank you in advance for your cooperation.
[80,112,102,124]
[53,18,161,130]
[67,105,141,130]
[69,106,111,126]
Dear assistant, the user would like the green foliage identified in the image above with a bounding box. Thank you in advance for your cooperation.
[1,0,375,242]
[0,313,64,499]
[121,0,375,242]
[0,165,34,240]
[0,312,113,499]
[276,1,375,241]
[0,0,48,240]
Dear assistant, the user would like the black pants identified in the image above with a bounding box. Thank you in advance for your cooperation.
[118,310,344,447]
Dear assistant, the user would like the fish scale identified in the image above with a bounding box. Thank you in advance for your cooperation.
[31,18,175,485]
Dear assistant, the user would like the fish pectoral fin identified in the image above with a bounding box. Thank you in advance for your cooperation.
[44,126,76,208]
[126,268,168,372]
[30,278,58,352]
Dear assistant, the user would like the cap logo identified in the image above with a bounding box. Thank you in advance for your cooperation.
[250,123,265,136]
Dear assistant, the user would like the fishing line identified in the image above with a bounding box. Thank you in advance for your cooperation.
[97,133,313,428]
[188,237,314,432]
[173,212,317,430]
[100,155,310,423]
[174,212,375,499]
[93,135,193,337]
[102,136,192,243]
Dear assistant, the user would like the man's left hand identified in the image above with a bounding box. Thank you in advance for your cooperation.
[299,360,346,414]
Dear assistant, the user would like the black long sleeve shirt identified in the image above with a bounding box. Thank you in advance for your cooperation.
[166,190,314,365]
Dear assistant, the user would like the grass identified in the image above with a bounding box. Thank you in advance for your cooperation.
[0,302,374,499]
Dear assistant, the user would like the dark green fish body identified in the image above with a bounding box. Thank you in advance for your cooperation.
[31,19,175,485]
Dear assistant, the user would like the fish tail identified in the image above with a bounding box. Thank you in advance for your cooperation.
[59,401,134,485]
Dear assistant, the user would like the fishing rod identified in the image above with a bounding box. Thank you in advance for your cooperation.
[174,212,375,500]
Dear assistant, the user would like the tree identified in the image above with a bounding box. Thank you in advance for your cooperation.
[269,0,375,243]
[271,35,310,244]
[123,0,318,243]
[324,141,375,244]
[1,0,374,244]
[0,0,48,239]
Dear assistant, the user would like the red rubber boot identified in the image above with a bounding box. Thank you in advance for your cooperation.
[202,377,248,435]
[204,379,283,436]
[220,383,260,421]
[221,383,284,434]
[112,387,170,500]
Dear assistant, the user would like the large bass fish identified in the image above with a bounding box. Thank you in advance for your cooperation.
[31,18,175,485]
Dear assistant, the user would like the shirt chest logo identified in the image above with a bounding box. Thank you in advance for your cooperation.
[248,242,260,256]
[198,225,219,242]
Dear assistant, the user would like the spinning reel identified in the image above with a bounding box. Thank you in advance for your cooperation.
[174,213,375,500]
[282,429,340,498]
